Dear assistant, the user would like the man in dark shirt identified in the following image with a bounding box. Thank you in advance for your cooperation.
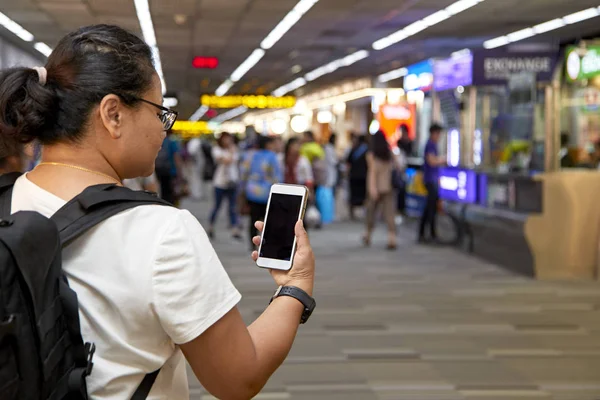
[418,123,445,242]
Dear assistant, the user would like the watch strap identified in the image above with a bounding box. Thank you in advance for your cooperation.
[269,286,315,324]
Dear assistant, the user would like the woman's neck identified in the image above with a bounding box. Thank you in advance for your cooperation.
[41,143,121,180]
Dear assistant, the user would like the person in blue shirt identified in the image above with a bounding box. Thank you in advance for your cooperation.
[418,123,446,243]
[240,135,283,248]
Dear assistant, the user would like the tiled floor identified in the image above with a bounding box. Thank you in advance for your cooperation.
[182,199,600,400]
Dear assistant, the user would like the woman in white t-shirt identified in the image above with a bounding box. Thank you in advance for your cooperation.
[0,24,315,399]
[208,132,241,239]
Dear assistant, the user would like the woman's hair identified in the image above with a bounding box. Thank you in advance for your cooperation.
[329,133,336,145]
[284,137,299,164]
[0,24,156,147]
[217,132,232,148]
[370,131,391,161]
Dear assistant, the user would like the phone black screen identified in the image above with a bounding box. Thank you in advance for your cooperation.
[260,194,303,261]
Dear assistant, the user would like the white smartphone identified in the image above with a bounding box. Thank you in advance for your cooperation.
[256,184,309,271]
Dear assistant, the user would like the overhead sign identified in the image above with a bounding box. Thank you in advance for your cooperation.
[472,49,560,85]
[403,60,434,92]
[434,53,473,91]
[565,46,600,82]
[171,121,212,137]
[201,95,296,109]
[301,78,372,103]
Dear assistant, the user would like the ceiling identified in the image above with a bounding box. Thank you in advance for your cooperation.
[1,0,600,119]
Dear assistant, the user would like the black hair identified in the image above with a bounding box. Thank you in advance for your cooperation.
[284,137,299,164]
[560,132,569,147]
[370,131,391,161]
[429,123,443,135]
[0,24,155,147]
[398,124,409,134]
[217,132,232,148]
[303,131,315,141]
[329,133,336,145]
[258,135,275,150]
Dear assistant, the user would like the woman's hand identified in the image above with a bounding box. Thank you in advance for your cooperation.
[251,220,315,296]
[369,187,379,202]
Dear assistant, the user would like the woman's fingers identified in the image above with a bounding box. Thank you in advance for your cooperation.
[254,221,264,232]
[252,236,261,246]
[251,251,258,262]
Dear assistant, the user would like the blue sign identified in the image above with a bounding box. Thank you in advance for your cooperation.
[439,168,478,204]
[434,53,473,91]
[404,60,434,92]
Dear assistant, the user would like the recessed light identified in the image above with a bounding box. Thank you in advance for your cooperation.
[291,64,302,74]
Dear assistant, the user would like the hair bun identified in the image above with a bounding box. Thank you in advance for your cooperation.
[0,67,57,145]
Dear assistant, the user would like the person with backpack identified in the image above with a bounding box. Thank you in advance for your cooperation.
[240,135,283,249]
[0,24,316,400]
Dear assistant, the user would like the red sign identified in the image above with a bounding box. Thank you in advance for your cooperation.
[192,57,219,69]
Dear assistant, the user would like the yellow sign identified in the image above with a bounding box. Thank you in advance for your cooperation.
[172,121,212,138]
[201,95,296,109]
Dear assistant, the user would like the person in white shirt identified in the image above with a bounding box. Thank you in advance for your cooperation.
[1,24,316,399]
[208,132,241,239]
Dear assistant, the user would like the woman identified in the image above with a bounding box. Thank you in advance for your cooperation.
[284,137,313,189]
[240,135,283,248]
[346,133,368,220]
[208,132,241,239]
[363,131,399,250]
[1,24,315,399]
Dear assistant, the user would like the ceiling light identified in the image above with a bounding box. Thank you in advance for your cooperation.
[190,105,209,121]
[210,106,248,123]
[261,0,319,49]
[270,118,287,134]
[372,0,485,50]
[34,42,52,57]
[483,36,509,49]
[532,18,565,34]
[305,50,369,82]
[290,115,309,133]
[316,110,333,124]
[230,49,266,82]
[134,0,167,93]
[446,0,482,15]
[423,10,450,26]
[507,28,535,42]
[215,79,234,97]
[273,77,307,97]
[483,6,600,50]
[291,64,303,74]
[563,7,599,24]
[378,67,408,83]
[451,48,471,58]
[0,11,34,42]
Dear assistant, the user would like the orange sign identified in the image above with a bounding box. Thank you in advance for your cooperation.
[377,103,416,144]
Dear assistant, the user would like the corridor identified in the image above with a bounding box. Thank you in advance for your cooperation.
[184,199,600,400]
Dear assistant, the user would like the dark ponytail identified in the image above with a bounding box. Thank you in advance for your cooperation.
[0,24,155,151]
[0,67,57,145]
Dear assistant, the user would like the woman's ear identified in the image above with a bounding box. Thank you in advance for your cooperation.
[99,94,123,139]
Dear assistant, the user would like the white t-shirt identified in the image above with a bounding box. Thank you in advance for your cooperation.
[11,175,242,399]
[211,146,239,189]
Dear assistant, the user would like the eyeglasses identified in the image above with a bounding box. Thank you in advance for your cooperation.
[137,98,178,131]
[117,94,178,131]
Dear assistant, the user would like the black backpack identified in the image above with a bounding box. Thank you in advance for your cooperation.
[0,173,172,400]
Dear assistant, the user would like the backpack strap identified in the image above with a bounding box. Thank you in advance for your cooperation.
[130,369,160,400]
[49,184,171,399]
[0,172,22,217]
[52,184,172,246]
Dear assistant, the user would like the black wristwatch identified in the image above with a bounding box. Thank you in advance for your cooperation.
[269,286,316,324]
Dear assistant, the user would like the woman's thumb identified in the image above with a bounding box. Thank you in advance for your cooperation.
[295,219,309,247]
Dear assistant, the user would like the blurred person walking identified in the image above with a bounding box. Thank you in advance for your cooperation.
[418,123,446,243]
[346,133,368,220]
[363,131,399,250]
[208,132,241,240]
[241,135,283,248]
[284,137,314,190]
[0,24,316,400]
